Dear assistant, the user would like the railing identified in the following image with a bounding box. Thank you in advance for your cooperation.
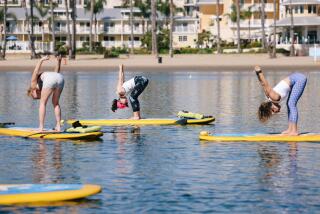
[3,41,51,52]
[102,40,142,48]
[174,26,196,33]
[184,0,195,5]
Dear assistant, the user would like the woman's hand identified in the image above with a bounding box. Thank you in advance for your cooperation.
[254,65,262,74]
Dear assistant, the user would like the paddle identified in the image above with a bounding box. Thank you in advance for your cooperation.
[23,130,64,139]
[0,122,15,128]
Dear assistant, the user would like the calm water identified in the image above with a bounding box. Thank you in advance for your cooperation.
[1,70,320,213]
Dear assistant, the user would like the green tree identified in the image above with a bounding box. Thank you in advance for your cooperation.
[35,2,49,52]
[243,5,253,42]
[0,6,16,59]
[85,0,106,52]
[197,30,212,48]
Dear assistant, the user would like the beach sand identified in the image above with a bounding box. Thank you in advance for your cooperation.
[0,53,318,72]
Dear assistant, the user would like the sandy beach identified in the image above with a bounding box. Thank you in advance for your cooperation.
[0,53,319,72]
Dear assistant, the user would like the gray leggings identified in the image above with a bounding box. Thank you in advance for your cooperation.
[129,76,149,112]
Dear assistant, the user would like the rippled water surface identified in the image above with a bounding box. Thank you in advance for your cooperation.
[1,70,320,213]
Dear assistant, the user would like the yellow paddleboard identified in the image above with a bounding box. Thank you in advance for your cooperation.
[199,131,320,142]
[67,118,215,126]
[0,127,103,140]
[0,184,101,205]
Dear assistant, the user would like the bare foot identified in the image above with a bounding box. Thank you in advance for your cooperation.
[281,129,290,135]
[286,132,299,136]
[54,126,61,132]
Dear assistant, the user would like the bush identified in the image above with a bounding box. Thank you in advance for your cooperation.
[276,48,290,56]
[250,41,262,48]
[104,49,119,58]
[134,48,150,54]
[173,47,213,54]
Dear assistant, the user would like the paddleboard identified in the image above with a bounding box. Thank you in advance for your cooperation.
[199,131,320,142]
[67,117,215,126]
[0,184,101,205]
[0,127,103,140]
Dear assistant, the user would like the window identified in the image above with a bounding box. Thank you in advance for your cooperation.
[300,5,304,13]
[308,5,316,13]
[178,36,188,42]
[294,6,299,13]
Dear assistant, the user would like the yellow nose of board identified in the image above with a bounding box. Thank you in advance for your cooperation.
[200,131,209,136]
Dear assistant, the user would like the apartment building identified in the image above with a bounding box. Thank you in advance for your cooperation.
[196,0,279,42]
[276,0,320,45]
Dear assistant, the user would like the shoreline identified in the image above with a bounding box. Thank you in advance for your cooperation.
[0,54,319,72]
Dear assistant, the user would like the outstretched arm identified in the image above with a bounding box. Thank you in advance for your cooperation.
[30,56,49,89]
[117,64,126,96]
[254,66,280,101]
[54,55,62,73]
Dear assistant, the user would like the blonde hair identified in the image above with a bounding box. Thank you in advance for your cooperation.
[258,101,273,123]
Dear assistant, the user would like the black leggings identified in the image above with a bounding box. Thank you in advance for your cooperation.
[129,76,149,112]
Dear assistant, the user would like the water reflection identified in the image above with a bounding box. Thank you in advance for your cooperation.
[1,71,320,213]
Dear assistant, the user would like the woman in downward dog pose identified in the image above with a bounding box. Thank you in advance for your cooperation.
[254,66,307,136]
[27,55,64,132]
[111,64,149,119]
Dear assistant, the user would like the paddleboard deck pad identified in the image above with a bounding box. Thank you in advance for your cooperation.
[0,184,101,205]
[67,117,215,126]
[0,127,103,140]
[199,131,320,142]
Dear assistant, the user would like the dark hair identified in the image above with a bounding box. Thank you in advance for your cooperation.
[111,99,118,112]
[258,101,273,122]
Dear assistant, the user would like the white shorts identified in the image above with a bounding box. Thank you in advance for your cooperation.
[40,72,64,89]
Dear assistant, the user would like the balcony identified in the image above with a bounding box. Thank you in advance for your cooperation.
[174,26,196,33]
[185,0,196,6]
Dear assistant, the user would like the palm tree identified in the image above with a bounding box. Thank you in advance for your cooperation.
[30,0,37,58]
[21,0,36,59]
[289,0,294,56]
[35,3,49,52]
[271,0,277,58]
[49,0,56,53]
[89,0,94,52]
[235,0,241,53]
[71,0,76,59]
[136,0,150,34]
[216,0,221,53]
[169,0,173,57]
[260,0,266,50]
[151,0,158,57]
[130,0,134,54]
[64,0,72,58]
[0,6,16,59]
[86,0,106,52]
[0,0,7,60]
[243,5,252,42]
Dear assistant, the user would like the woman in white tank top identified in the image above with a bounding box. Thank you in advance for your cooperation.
[27,55,64,132]
[254,66,307,136]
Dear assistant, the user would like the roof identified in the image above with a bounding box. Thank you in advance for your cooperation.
[7,7,141,21]
[282,0,320,5]
[273,16,320,27]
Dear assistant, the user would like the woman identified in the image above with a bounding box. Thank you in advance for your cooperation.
[111,64,149,119]
[27,55,64,132]
[254,66,307,136]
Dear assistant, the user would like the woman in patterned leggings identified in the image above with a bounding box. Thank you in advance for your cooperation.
[111,64,149,119]
[254,66,307,136]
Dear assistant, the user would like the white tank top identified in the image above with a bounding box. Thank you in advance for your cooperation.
[273,80,290,102]
[122,78,135,95]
